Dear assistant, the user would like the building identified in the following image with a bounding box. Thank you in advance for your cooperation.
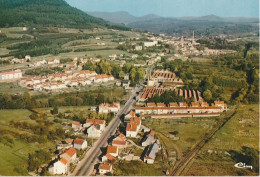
[135,101,227,116]
[87,124,103,138]
[143,141,160,164]
[48,158,68,175]
[144,41,158,47]
[84,119,106,131]
[60,147,77,163]
[99,102,120,114]
[112,133,127,148]
[126,116,141,138]
[124,110,137,124]
[99,163,112,174]
[135,45,143,51]
[73,139,88,150]
[72,122,82,131]
[107,145,118,157]
[0,70,22,80]
[141,131,156,147]
[101,153,116,163]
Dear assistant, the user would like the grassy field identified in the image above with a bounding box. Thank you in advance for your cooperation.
[184,104,259,176]
[0,109,56,176]
[113,153,166,176]
[142,116,218,156]
[0,82,28,94]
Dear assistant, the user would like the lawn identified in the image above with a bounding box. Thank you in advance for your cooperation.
[184,104,259,176]
[0,109,56,176]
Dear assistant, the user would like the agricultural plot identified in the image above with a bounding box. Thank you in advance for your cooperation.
[184,104,259,176]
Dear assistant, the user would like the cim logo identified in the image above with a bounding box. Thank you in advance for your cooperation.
[234,162,253,170]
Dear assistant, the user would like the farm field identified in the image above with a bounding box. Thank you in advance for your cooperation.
[142,116,219,157]
[184,104,259,176]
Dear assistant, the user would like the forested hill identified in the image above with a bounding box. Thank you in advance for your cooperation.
[0,0,128,30]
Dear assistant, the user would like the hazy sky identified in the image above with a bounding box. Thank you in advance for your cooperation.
[65,0,259,17]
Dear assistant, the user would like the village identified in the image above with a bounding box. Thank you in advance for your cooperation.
[0,29,231,176]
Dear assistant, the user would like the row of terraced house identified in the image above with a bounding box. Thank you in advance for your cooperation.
[135,101,228,118]
[138,86,203,102]
[19,70,114,91]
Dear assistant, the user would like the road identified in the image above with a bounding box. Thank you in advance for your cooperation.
[169,108,237,176]
[72,85,143,176]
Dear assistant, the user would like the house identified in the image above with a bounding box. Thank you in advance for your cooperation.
[135,45,143,51]
[141,131,156,147]
[60,147,77,163]
[99,102,120,114]
[84,119,106,131]
[143,142,160,164]
[112,133,127,148]
[126,116,141,138]
[48,158,68,175]
[73,139,88,150]
[126,122,138,138]
[107,145,118,157]
[99,163,112,174]
[0,70,22,80]
[144,41,158,47]
[25,55,31,61]
[72,122,82,131]
[124,110,136,124]
[87,124,103,138]
[101,153,116,163]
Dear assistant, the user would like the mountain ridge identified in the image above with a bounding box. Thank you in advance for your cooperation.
[87,11,259,24]
[0,0,128,30]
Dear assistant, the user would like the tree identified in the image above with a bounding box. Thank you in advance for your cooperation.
[51,106,58,115]
[203,90,212,102]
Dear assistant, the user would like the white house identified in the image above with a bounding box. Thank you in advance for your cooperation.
[144,41,158,47]
[112,133,127,148]
[99,163,112,174]
[48,158,68,175]
[99,102,120,114]
[60,147,77,163]
[87,124,102,138]
[106,145,118,157]
[72,122,82,131]
[0,70,22,80]
[101,153,116,163]
[84,119,106,131]
[73,138,88,150]
[126,117,141,138]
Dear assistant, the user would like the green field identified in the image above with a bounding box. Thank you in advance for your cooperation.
[142,116,218,157]
[113,156,165,176]
[0,82,28,94]
[0,109,56,176]
[184,104,259,176]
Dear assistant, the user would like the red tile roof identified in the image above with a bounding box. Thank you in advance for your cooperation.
[126,122,138,132]
[60,158,68,165]
[65,147,77,157]
[86,119,105,125]
[74,138,85,145]
[99,163,112,170]
[107,145,118,154]
[112,139,126,146]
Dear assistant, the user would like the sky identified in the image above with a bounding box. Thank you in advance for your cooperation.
[65,0,259,17]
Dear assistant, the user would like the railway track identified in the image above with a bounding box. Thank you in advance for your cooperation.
[169,108,237,176]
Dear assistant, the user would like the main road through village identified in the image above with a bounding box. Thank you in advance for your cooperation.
[71,85,143,176]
